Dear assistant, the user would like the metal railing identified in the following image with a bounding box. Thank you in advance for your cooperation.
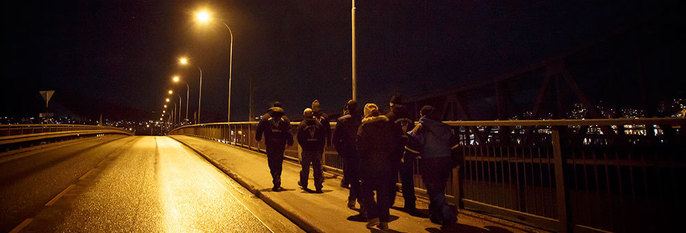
[168,118,685,233]
[0,124,128,137]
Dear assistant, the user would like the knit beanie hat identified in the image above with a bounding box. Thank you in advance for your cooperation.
[364,103,380,118]
[312,100,321,113]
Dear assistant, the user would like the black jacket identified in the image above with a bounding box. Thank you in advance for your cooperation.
[297,118,326,151]
[256,108,293,147]
[356,115,402,180]
[332,114,362,157]
[313,111,331,145]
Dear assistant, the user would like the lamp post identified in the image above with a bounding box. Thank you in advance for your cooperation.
[195,10,234,122]
[168,90,182,126]
[351,0,357,101]
[178,59,203,124]
[172,75,190,123]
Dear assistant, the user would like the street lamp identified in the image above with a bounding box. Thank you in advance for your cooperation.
[168,90,182,126]
[176,60,200,124]
[194,9,234,122]
[351,0,357,101]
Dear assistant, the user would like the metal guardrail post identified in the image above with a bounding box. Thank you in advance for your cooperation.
[552,126,571,233]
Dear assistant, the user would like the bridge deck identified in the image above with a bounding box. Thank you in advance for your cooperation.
[170,135,540,233]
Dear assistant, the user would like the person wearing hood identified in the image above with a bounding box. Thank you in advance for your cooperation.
[385,95,420,215]
[261,101,290,122]
[405,105,460,228]
[297,108,326,193]
[311,100,331,145]
[357,103,402,230]
[256,105,294,191]
[333,100,362,209]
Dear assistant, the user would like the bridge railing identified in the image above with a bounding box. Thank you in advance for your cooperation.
[0,124,127,137]
[168,118,685,233]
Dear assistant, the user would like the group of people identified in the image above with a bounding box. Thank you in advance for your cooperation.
[255,96,461,230]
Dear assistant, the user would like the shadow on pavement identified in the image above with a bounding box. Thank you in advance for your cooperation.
[426,224,515,233]
[258,187,297,192]
[390,206,429,218]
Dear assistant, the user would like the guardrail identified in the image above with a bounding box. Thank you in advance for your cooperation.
[0,124,133,151]
[168,118,685,233]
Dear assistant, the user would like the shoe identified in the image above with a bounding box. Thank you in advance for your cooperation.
[272,186,281,192]
[366,218,380,229]
[315,188,323,193]
[378,222,389,230]
[430,215,442,225]
[298,180,307,189]
[347,199,356,209]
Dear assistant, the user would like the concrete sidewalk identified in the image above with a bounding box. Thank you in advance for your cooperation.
[170,135,541,233]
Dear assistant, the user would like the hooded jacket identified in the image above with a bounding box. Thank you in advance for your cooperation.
[256,107,293,147]
[357,113,402,179]
[405,116,459,159]
[297,117,326,151]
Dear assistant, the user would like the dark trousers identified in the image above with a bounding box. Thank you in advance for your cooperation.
[299,150,323,189]
[420,157,457,224]
[360,176,395,222]
[343,154,361,202]
[266,145,285,188]
[400,154,416,209]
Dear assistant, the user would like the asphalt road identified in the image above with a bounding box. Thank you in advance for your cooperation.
[1,136,301,233]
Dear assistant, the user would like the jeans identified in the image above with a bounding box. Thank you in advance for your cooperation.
[420,156,457,224]
[266,145,285,188]
[299,150,323,189]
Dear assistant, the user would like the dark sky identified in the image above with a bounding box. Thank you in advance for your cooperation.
[1,0,682,122]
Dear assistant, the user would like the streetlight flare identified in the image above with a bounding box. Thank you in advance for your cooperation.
[179,58,188,65]
[165,98,170,102]
[168,90,173,94]
[164,105,167,108]
[173,75,180,82]
[195,10,211,24]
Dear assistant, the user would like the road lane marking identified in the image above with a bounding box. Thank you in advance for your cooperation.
[9,218,33,233]
[79,169,95,180]
[171,139,275,233]
[45,184,75,206]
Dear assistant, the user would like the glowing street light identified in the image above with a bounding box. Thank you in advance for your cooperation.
[168,90,173,95]
[163,110,166,113]
[165,98,170,102]
[164,104,167,108]
[195,10,211,24]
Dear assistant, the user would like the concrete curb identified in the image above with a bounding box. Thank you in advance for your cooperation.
[170,136,325,233]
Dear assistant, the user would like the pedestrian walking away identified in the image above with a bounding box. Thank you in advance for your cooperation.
[255,104,293,191]
[297,108,326,193]
[405,105,461,229]
[357,103,403,230]
[333,100,362,210]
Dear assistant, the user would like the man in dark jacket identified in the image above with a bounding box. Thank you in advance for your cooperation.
[256,106,293,191]
[297,108,326,192]
[405,105,460,228]
[333,100,362,209]
[357,103,402,230]
[385,95,419,215]
[311,100,331,145]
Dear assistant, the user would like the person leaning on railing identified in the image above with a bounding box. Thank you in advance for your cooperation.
[405,105,460,230]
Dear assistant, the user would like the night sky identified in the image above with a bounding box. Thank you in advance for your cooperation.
[2,0,683,122]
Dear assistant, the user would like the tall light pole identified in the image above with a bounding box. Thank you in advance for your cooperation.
[351,0,357,101]
[195,9,234,122]
[173,74,190,123]
[168,90,182,126]
[178,58,203,124]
